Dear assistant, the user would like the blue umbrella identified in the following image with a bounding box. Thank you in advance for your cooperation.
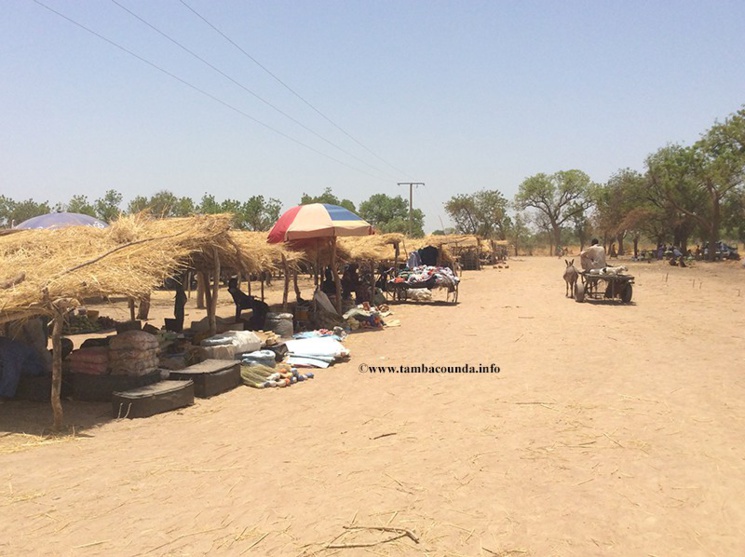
[15,212,108,230]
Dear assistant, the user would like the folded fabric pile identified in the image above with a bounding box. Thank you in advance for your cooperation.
[285,336,350,368]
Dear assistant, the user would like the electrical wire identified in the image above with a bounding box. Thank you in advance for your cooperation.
[110,0,396,181]
[178,0,416,181]
[31,0,388,181]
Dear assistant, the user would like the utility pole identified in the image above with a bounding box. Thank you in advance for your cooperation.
[397,182,424,236]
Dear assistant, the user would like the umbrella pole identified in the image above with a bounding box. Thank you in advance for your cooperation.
[314,241,320,287]
[331,237,342,314]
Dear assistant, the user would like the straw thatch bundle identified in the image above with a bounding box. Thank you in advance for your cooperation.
[338,233,404,262]
[227,231,304,275]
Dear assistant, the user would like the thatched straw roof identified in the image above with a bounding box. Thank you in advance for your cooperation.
[337,233,404,262]
[0,214,230,321]
[0,213,297,323]
[227,231,304,274]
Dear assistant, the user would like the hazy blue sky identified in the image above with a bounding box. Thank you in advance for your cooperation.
[2,0,744,231]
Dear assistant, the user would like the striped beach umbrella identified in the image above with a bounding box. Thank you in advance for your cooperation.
[267,203,373,243]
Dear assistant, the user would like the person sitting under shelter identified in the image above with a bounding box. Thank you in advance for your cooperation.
[341,263,360,301]
[580,239,607,271]
[227,278,269,330]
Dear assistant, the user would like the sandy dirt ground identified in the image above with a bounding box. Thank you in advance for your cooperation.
[1,255,744,556]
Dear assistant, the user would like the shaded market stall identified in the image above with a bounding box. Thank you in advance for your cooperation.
[0,213,286,428]
[267,203,374,313]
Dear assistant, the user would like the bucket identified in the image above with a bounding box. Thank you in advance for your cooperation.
[295,306,310,322]
[266,312,294,338]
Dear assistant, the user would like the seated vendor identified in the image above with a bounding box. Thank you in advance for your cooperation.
[580,239,607,271]
[320,267,337,296]
[341,263,360,300]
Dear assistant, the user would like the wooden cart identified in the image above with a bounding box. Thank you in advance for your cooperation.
[574,270,634,304]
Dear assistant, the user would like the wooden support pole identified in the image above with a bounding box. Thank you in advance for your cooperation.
[201,272,212,313]
[128,298,136,321]
[51,310,64,430]
[293,269,301,302]
[209,249,220,336]
[282,255,289,311]
[196,272,206,309]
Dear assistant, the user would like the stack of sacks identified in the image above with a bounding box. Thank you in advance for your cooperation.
[108,330,159,376]
[241,349,278,368]
[198,330,261,360]
[67,346,109,375]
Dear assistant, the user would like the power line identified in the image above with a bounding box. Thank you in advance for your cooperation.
[178,0,415,180]
[109,0,395,182]
[31,0,386,180]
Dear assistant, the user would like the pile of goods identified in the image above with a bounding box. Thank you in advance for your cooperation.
[240,361,314,388]
[393,265,460,291]
[240,349,315,388]
[67,344,109,375]
[62,313,117,335]
[342,305,397,331]
[108,330,159,376]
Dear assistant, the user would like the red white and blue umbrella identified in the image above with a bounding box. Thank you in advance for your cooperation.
[267,203,373,243]
[15,212,108,230]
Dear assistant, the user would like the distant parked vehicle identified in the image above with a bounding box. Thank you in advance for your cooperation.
[702,242,740,260]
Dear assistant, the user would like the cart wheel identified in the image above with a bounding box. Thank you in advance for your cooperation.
[574,282,585,302]
[620,283,633,303]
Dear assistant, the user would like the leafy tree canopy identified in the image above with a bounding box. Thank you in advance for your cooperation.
[301,187,356,213]
[358,193,424,237]
[444,189,510,239]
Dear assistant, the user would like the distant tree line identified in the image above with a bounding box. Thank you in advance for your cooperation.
[0,186,426,237]
[4,107,742,257]
[442,106,745,261]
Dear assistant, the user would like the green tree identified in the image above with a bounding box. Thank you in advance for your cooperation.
[0,195,16,227]
[197,194,223,214]
[127,190,195,217]
[2,198,51,227]
[443,190,510,239]
[358,193,424,237]
[645,144,708,254]
[514,170,596,254]
[594,169,647,255]
[94,190,123,223]
[301,187,356,213]
[63,195,96,216]
[239,195,282,231]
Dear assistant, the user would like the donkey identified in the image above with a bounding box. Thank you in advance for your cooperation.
[563,259,578,298]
